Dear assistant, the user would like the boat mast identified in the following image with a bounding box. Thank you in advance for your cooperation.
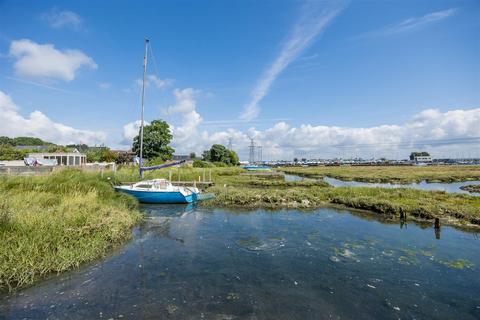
[139,38,149,179]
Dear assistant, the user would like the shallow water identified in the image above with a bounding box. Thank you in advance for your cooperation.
[1,205,480,319]
[285,174,480,195]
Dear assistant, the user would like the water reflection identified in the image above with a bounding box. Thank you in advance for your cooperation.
[1,205,479,319]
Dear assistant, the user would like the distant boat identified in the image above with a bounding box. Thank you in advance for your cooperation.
[114,39,200,204]
[243,165,272,171]
[115,179,199,204]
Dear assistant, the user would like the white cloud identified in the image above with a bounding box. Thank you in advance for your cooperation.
[179,106,480,159]
[135,74,173,91]
[9,39,97,82]
[358,8,457,38]
[41,8,83,30]
[240,0,345,120]
[0,90,106,145]
[98,82,111,90]
[167,88,203,152]
[122,88,480,159]
[121,120,151,145]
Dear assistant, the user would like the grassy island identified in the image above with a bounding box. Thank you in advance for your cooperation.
[279,165,480,183]
[460,184,480,194]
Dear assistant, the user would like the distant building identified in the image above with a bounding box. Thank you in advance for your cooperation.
[28,152,87,166]
[415,155,432,163]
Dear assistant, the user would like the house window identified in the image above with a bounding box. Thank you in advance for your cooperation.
[68,156,74,166]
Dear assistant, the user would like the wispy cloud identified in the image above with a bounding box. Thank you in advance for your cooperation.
[98,82,111,90]
[5,76,78,94]
[41,8,83,30]
[240,0,346,121]
[358,8,457,39]
[201,117,292,128]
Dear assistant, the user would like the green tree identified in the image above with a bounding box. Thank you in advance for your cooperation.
[228,150,239,165]
[132,120,175,161]
[189,152,196,159]
[409,151,430,161]
[202,144,239,166]
[86,147,118,163]
[13,137,47,146]
[0,136,14,146]
[0,144,24,160]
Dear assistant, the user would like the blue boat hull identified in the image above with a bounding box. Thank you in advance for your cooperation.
[115,187,197,204]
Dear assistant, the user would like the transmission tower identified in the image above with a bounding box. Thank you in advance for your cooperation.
[257,146,263,163]
[248,137,255,163]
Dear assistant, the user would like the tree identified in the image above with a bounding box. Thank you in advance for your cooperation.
[189,152,196,159]
[86,147,118,163]
[202,144,239,166]
[115,152,134,164]
[409,151,430,161]
[0,136,14,146]
[13,137,48,146]
[132,120,175,161]
[228,150,239,165]
[0,144,24,160]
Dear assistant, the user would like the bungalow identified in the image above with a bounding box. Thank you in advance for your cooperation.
[28,152,87,166]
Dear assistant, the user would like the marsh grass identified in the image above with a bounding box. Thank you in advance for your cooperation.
[0,169,141,291]
[280,165,480,183]
[188,167,480,227]
[111,166,480,227]
[460,184,480,194]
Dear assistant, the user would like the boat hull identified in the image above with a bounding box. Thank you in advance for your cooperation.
[115,187,197,204]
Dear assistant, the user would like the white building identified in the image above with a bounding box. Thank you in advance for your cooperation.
[415,155,432,163]
[28,152,87,166]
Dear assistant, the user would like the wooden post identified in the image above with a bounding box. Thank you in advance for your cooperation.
[434,218,441,240]
[209,169,212,182]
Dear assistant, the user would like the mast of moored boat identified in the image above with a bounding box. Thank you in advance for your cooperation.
[139,38,149,179]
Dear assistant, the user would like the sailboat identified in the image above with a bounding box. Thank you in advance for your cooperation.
[114,39,199,204]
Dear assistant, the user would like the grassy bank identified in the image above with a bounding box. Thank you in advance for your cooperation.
[279,165,480,183]
[460,184,480,194]
[0,170,142,291]
[205,184,480,226]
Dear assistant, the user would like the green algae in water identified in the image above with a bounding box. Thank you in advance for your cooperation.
[439,259,474,270]
[166,304,178,314]
[236,236,262,248]
[227,292,240,301]
[236,236,285,251]
[398,255,420,266]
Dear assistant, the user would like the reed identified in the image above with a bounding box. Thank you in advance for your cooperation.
[0,169,142,291]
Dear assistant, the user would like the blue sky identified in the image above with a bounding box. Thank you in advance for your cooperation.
[0,0,479,160]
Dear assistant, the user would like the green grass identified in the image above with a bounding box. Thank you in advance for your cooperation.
[460,184,480,193]
[0,169,142,291]
[279,165,480,183]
